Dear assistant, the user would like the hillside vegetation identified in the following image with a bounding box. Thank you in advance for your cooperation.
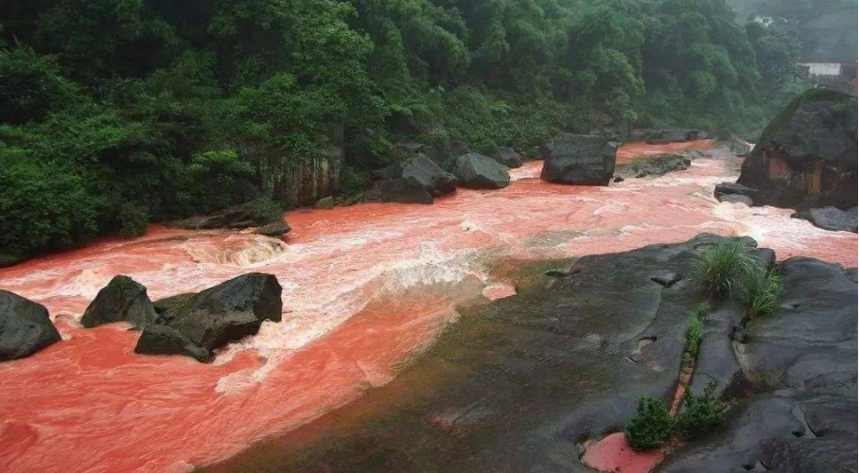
[0,0,801,261]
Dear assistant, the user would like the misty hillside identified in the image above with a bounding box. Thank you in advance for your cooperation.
[728,0,858,60]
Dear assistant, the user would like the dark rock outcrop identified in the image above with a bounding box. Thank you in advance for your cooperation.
[714,182,758,204]
[253,221,291,237]
[615,153,691,179]
[371,154,457,201]
[493,148,524,168]
[366,177,434,204]
[541,133,617,185]
[453,153,511,189]
[0,290,61,361]
[736,89,857,210]
[632,128,707,144]
[81,276,160,329]
[314,196,335,210]
[205,235,857,473]
[169,201,288,234]
[135,273,283,361]
[793,206,858,233]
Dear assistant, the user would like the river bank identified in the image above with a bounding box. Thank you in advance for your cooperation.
[0,143,855,473]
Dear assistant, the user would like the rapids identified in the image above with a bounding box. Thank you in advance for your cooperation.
[0,143,855,473]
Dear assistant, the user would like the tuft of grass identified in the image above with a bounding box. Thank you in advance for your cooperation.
[676,380,729,440]
[626,396,675,451]
[692,242,754,298]
[744,265,784,318]
[685,313,703,357]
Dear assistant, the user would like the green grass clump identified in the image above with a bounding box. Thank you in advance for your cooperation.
[676,380,729,440]
[744,266,784,318]
[685,314,703,357]
[692,243,754,297]
[626,396,675,451]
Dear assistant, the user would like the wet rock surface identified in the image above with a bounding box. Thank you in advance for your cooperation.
[453,153,511,189]
[736,89,857,211]
[81,275,160,329]
[615,153,691,179]
[793,206,858,233]
[136,273,282,361]
[370,154,458,201]
[0,290,61,361]
[366,176,434,204]
[541,133,618,185]
[493,147,524,168]
[204,234,855,473]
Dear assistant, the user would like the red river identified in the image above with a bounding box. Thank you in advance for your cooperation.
[0,143,855,473]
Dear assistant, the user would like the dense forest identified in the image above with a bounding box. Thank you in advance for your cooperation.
[0,0,803,262]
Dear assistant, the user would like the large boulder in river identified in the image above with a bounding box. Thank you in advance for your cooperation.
[135,273,283,361]
[736,89,857,210]
[81,275,159,329]
[372,154,457,198]
[453,153,511,189]
[615,153,691,179]
[0,290,61,361]
[541,133,617,185]
[493,148,524,168]
[367,177,434,204]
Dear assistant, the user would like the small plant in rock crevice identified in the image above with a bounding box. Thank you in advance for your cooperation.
[675,380,729,440]
[744,266,784,318]
[691,243,754,298]
[625,396,675,451]
[685,313,703,358]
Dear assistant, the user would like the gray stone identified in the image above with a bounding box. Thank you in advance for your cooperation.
[81,276,159,329]
[453,153,511,189]
[541,134,617,185]
[793,206,857,233]
[493,148,524,168]
[0,290,61,361]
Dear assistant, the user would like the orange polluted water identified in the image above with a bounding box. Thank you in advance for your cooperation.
[0,143,855,473]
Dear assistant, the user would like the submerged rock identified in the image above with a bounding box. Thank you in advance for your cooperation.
[135,273,283,361]
[615,153,691,178]
[453,153,511,189]
[541,133,617,185]
[793,206,858,233]
[81,276,159,329]
[493,148,524,168]
[736,88,857,210]
[0,290,61,361]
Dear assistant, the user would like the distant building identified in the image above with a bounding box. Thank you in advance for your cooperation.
[796,61,858,94]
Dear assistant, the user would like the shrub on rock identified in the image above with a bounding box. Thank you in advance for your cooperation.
[676,381,728,440]
[692,242,754,297]
[626,395,674,451]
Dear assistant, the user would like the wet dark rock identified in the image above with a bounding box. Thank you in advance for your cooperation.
[447,140,471,160]
[135,273,283,362]
[650,271,682,287]
[367,177,434,204]
[493,148,524,168]
[615,153,691,179]
[81,276,159,329]
[134,324,211,362]
[793,206,857,233]
[314,196,335,210]
[720,194,754,206]
[541,134,617,185]
[253,221,291,237]
[151,293,194,320]
[453,153,511,189]
[372,154,457,199]
[0,290,61,361]
[168,201,283,231]
[715,182,758,203]
[632,128,706,144]
[736,89,857,210]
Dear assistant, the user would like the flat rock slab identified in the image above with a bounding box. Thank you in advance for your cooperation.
[793,206,857,233]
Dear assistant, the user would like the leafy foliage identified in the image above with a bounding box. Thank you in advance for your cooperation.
[686,313,703,358]
[0,0,802,259]
[626,396,675,451]
[676,380,729,440]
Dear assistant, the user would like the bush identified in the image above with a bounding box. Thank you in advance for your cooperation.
[626,396,674,451]
[676,380,729,440]
[744,266,784,318]
[119,202,150,238]
[244,198,283,225]
[692,242,754,297]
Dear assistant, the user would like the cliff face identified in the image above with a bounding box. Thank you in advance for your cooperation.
[258,124,344,206]
[737,89,857,210]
